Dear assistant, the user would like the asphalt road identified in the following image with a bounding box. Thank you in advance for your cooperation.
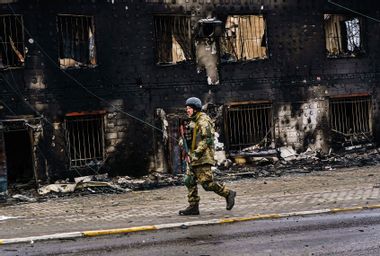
[2,209,380,256]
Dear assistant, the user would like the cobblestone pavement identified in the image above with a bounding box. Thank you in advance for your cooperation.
[1,165,380,240]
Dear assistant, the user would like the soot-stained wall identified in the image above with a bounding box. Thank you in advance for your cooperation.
[0,0,380,182]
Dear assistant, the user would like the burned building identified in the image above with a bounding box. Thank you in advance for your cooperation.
[1,0,380,199]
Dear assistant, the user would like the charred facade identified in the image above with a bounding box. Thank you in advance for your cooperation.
[1,0,380,198]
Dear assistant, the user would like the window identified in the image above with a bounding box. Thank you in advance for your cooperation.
[65,114,105,168]
[329,95,372,137]
[220,15,268,63]
[224,102,273,151]
[57,15,96,69]
[0,14,25,69]
[153,15,193,65]
[324,14,364,57]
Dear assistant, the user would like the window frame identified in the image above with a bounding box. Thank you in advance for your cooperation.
[56,14,97,69]
[220,14,269,63]
[153,14,194,66]
[324,13,366,58]
[64,113,106,169]
[223,101,274,152]
[0,14,25,70]
[329,94,372,137]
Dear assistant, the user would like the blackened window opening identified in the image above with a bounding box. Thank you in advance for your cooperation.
[220,15,268,63]
[329,96,372,136]
[154,15,193,65]
[0,14,25,69]
[324,14,364,57]
[225,103,273,151]
[65,115,105,168]
[57,15,96,69]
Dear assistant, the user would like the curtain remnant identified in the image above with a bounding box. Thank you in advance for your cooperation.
[220,15,267,62]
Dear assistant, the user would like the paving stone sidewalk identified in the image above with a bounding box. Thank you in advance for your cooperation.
[1,165,380,240]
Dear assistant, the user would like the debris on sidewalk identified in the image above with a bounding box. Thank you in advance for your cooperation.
[38,180,129,195]
[12,194,37,203]
[0,215,19,221]
[3,144,380,205]
[115,172,182,190]
[279,146,301,161]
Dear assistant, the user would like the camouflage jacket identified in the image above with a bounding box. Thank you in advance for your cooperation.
[189,112,216,166]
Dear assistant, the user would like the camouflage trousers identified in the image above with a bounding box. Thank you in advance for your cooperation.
[186,164,230,205]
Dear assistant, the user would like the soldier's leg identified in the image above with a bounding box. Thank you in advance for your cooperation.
[193,165,230,198]
[179,173,200,215]
[186,175,200,205]
[187,184,200,205]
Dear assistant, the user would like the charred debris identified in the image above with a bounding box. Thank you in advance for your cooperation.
[6,134,380,204]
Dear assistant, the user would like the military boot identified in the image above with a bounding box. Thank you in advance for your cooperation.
[226,190,236,210]
[179,203,199,215]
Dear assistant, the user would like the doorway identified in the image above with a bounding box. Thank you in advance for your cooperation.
[4,129,34,184]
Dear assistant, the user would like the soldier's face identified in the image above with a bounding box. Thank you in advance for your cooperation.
[186,106,194,117]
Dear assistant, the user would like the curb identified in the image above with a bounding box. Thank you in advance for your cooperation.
[1,204,380,245]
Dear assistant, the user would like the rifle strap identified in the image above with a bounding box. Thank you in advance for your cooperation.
[191,122,198,153]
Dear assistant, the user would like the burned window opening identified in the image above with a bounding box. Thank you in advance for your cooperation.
[0,14,25,69]
[154,15,193,65]
[220,15,268,63]
[64,114,105,168]
[324,14,364,58]
[57,15,96,69]
[224,102,273,152]
[329,96,372,142]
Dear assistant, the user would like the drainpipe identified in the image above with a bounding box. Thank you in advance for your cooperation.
[0,123,7,202]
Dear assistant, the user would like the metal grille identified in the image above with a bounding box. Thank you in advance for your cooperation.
[221,15,267,62]
[324,14,363,57]
[154,15,193,65]
[65,115,105,168]
[225,103,273,151]
[0,14,24,69]
[329,96,372,136]
[57,15,96,68]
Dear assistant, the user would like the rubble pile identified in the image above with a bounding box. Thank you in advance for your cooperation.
[3,145,380,205]
[218,145,380,181]
[114,172,183,190]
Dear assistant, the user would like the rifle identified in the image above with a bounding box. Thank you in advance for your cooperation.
[179,122,195,187]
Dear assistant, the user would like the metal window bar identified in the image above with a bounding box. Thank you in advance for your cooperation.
[345,18,360,52]
[324,14,362,56]
[153,15,192,65]
[65,115,105,168]
[329,96,372,136]
[57,15,95,68]
[0,14,24,68]
[225,103,273,151]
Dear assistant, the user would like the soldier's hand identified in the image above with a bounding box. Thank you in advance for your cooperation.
[178,138,184,147]
[190,153,199,162]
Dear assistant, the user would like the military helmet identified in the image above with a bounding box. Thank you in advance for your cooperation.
[185,97,202,111]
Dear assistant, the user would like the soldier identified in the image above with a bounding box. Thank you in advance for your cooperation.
[179,97,236,215]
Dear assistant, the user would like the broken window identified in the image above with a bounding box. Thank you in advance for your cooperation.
[153,15,193,65]
[224,102,273,151]
[329,95,372,138]
[64,114,105,168]
[324,14,364,57]
[0,14,25,69]
[220,15,268,63]
[57,15,96,69]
